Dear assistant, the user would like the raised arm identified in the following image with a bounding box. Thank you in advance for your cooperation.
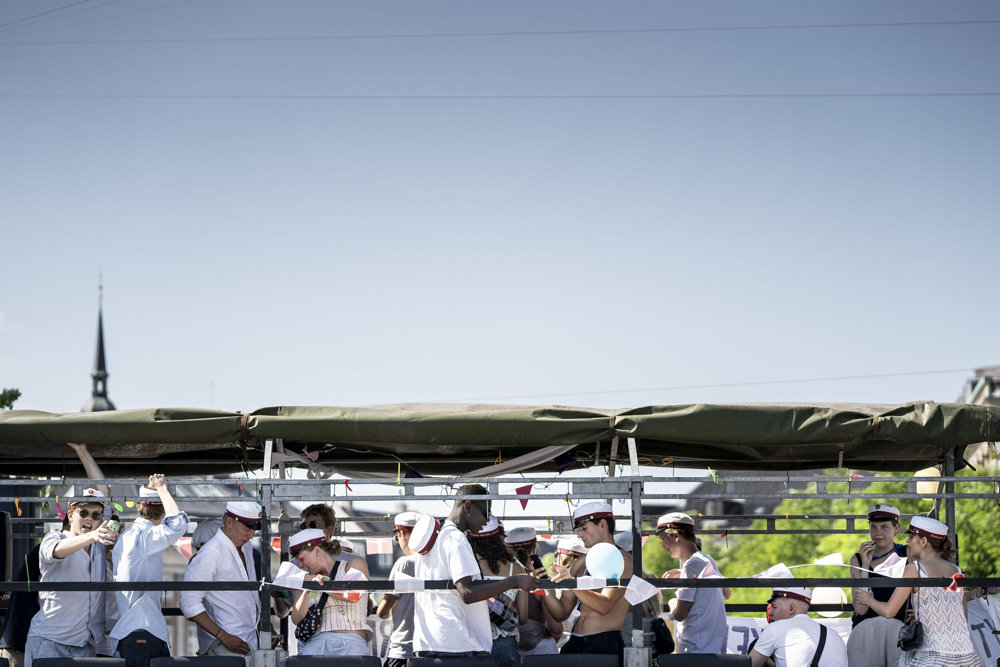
[454,574,538,605]
[67,442,110,496]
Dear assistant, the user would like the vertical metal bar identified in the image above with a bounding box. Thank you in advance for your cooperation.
[625,478,649,667]
[259,438,273,642]
[944,449,958,563]
[630,479,644,647]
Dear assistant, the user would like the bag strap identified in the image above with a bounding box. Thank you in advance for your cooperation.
[809,624,827,667]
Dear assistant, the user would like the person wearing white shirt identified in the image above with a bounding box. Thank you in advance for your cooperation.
[180,501,264,662]
[409,485,537,658]
[25,488,119,667]
[656,511,728,655]
[110,475,188,667]
[750,586,848,667]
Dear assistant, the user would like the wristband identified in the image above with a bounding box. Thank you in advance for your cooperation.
[215,629,223,639]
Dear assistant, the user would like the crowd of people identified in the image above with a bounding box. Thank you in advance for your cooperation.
[0,453,993,667]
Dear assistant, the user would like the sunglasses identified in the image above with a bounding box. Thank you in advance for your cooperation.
[76,509,104,521]
[299,519,323,531]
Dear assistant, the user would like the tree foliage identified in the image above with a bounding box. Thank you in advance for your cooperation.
[643,469,1000,616]
[0,387,20,410]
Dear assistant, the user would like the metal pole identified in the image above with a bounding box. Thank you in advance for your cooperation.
[943,448,958,563]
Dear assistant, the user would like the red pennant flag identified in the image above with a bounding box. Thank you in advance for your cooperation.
[516,484,533,510]
[271,536,282,555]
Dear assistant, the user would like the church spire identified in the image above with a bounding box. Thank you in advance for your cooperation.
[82,276,116,412]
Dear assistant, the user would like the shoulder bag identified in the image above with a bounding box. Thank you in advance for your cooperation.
[294,560,340,643]
[897,562,924,651]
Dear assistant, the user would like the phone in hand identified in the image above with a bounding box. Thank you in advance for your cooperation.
[530,554,549,579]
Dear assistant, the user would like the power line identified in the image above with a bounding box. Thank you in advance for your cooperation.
[439,368,974,403]
[0,0,92,32]
[1,92,998,100]
[0,0,190,39]
[1,17,998,45]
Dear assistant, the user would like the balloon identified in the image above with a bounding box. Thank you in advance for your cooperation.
[811,587,847,618]
[586,542,625,579]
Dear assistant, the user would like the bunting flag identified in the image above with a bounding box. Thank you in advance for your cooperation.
[575,576,608,590]
[366,537,394,555]
[516,484,533,510]
[271,536,282,555]
[813,552,844,566]
[624,576,661,605]
[56,501,65,520]
[392,572,425,592]
[14,498,21,516]
[172,536,194,561]
[554,454,575,473]
[873,553,906,578]
[404,466,423,479]
[752,563,794,579]
[273,561,307,589]
[641,535,650,547]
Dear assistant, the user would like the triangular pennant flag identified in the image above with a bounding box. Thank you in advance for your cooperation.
[641,535,650,547]
[873,552,906,578]
[405,466,423,479]
[273,561,308,590]
[624,576,661,605]
[554,454,575,474]
[516,484,533,510]
[271,536,282,555]
[813,552,844,566]
[752,563,794,579]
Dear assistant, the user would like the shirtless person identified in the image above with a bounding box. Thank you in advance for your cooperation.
[542,501,633,663]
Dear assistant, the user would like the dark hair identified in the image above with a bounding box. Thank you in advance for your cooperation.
[469,532,511,573]
[926,537,956,561]
[301,504,336,527]
[139,503,165,522]
[511,544,533,568]
[456,483,490,514]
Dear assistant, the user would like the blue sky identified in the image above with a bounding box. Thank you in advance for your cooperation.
[2,1,998,414]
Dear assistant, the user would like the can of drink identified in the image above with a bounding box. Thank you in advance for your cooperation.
[106,519,121,533]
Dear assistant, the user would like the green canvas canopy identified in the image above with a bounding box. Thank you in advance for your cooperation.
[0,401,995,476]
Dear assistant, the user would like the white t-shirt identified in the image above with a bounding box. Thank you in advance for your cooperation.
[674,551,727,653]
[753,614,848,667]
[412,521,491,654]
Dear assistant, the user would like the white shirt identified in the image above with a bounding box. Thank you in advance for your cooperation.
[110,512,189,646]
[674,551,728,653]
[179,528,261,649]
[29,530,108,649]
[412,521,491,654]
[753,614,848,667]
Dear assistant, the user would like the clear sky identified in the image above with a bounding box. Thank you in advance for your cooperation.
[2,1,998,415]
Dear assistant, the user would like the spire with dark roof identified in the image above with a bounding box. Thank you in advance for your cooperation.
[82,279,116,412]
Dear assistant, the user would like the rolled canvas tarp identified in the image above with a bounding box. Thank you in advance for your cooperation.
[0,401,995,475]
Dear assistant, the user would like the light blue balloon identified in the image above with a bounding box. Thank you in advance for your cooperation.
[585,542,624,579]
